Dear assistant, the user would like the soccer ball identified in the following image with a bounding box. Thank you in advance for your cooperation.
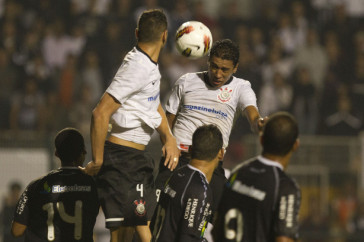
[175,21,213,59]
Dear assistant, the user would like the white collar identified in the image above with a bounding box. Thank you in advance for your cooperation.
[187,164,208,183]
[257,155,283,170]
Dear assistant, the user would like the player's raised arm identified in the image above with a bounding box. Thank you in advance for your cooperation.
[244,105,267,134]
[80,93,120,176]
[157,104,180,171]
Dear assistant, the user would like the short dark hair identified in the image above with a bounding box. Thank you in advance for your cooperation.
[209,39,239,66]
[55,128,85,165]
[137,9,167,43]
[191,125,223,161]
[262,112,299,156]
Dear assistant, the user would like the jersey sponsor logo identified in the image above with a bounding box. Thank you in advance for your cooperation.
[16,190,28,215]
[40,182,52,194]
[184,198,199,227]
[183,105,228,118]
[163,185,176,198]
[231,180,266,201]
[148,92,160,102]
[279,194,295,228]
[198,203,211,232]
[134,199,146,216]
[217,87,233,103]
[52,184,92,193]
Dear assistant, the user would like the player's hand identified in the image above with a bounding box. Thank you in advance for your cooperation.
[162,135,180,171]
[79,161,102,176]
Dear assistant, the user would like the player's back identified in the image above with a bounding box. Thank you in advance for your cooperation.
[215,156,300,242]
[18,167,99,242]
[151,165,213,242]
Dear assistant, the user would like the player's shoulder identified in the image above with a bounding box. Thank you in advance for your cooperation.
[230,76,252,88]
[230,156,259,175]
[123,47,157,70]
[279,171,300,193]
[178,71,205,83]
[177,165,210,194]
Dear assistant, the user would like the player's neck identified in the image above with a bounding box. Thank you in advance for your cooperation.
[137,42,162,63]
[262,153,291,170]
[190,159,216,182]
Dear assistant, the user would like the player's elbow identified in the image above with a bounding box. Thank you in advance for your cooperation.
[11,221,26,237]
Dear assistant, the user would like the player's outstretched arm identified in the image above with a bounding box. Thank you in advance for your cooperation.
[80,93,121,176]
[244,106,268,134]
[11,221,27,237]
[157,104,180,171]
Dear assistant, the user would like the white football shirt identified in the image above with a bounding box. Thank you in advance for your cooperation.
[166,71,258,149]
[106,47,162,145]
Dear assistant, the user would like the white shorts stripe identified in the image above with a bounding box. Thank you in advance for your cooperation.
[105,218,125,222]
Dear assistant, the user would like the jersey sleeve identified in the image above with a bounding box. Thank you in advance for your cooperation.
[178,181,212,241]
[165,74,187,115]
[13,181,36,226]
[106,60,147,104]
[237,80,258,112]
[274,177,301,240]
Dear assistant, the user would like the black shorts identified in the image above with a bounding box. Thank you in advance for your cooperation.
[155,152,227,212]
[96,141,156,228]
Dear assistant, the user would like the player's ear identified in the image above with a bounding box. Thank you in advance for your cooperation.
[162,30,168,44]
[217,148,224,160]
[292,138,300,152]
[135,28,139,40]
[55,150,59,158]
[233,63,239,73]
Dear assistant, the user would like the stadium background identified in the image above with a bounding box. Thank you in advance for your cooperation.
[0,0,364,241]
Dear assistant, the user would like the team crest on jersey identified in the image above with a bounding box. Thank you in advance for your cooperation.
[217,87,233,103]
[134,200,146,217]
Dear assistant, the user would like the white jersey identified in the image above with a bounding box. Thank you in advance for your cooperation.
[166,72,257,149]
[106,47,162,145]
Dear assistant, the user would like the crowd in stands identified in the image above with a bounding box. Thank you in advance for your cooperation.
[0,1,364,240]
[0,0,363,138]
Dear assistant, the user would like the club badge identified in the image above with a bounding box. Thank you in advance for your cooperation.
[134,200,146,217]
[217,87,233,103]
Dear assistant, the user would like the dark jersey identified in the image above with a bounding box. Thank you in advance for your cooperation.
[214,156,301,242]
[13,167,99,242]
[150,165,213,242]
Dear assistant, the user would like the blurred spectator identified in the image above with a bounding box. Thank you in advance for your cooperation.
[276,12,299,55]
[57,54,79,109]
[290,0,308,48]
[321,94,362,136]
[95,20,130,86]
[0,181,23,242]
[191,0,216,29]
[68,85,94,136]
[79,50,104,105]
[42,19,73,71]
[331,179,358,233]
[0,48,19,130]
[169,0,192,32]
[300,196,330,242]
[219,0,243,40]
[351,54,364,115]
[249,27,267,63]
[261,45,293,84]
[43,91,68,133]
[348,201,364,241]
[25,54,54,93]
[9,76,46,131]
[294,27,328,92]
[290,67,318,134]
[258,72,293,117]
[235,43,262,94]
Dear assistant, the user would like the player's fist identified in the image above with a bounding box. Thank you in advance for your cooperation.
[79,161,102,176]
